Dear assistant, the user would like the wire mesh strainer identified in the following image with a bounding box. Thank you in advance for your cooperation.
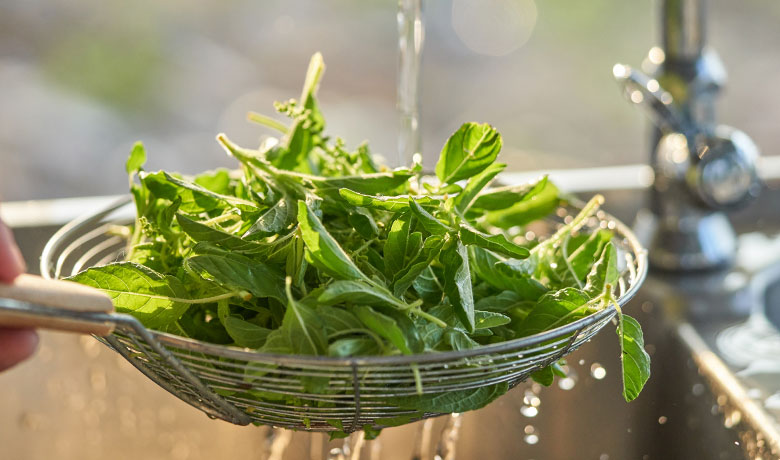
[4,196,646,432]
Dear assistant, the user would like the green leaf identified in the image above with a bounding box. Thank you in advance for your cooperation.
[348,208,379,239]
[445,328,479,350]
[316,305,364,336]
[126,142,146,175]
[390,382,508,413]
[142,171,258,212]
[408,198,450,235]
[384,212,412,278]
[435,122,502,184]
[513,287,591,338]
[442,240,475,333]
[339,188,440,212]
[469,246,548,300]
[68,262,190,329]
[223,316,271,349]
[186,253,285,301]
[392,236,445,297]
[459,225,529,259]
[176,214,267,253]
[318,280,405,309]
[309,171,413,196]
[297,200,367,281]
[244,196,295,236]
[354,306,423,355]
[471,175,549,211]
[568,229,614,282]
[531,366,554,386]
[282,278,328,355]
[454,162,506,213]
[484,179,560,228]
[584,242,619,299]
[328,337,381,357]
[618,314,651,402]
[474,310,511,329]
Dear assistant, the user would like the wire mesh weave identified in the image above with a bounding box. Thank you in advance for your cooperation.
[40,196,647,432]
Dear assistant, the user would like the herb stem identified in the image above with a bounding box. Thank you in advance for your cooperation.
[409,308,447,328]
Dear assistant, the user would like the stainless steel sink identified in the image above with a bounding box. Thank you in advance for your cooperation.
[3,182,780,459]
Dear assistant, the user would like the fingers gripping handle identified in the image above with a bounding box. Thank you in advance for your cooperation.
[0,274,115,336]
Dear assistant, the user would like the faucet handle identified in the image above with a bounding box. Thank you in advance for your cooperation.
[612,64,694,137]
[688,127,761,209]
[614,63,760,210]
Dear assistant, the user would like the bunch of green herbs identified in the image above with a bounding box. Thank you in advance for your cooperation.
[70,54,650,435]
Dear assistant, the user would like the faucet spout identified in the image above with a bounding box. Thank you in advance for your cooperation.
[662,0,706,64]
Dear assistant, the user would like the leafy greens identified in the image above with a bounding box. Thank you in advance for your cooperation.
[69,53,650,437]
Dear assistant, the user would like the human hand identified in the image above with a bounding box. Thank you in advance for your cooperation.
[0,217,38,372]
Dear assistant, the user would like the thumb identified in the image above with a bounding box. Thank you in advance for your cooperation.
[0,218,26,283]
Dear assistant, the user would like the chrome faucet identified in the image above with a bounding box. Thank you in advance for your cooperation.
[615,0,761,271]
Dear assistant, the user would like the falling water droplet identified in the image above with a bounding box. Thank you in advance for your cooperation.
[558,369,577,391]
[590,363,606,380]
[523,389,541,407]
[523,425,539,445]
[523,435,539,445]
[658,416,668,425]
[520,405,539,417]
[691,383,705,396]
[578,359,585,365]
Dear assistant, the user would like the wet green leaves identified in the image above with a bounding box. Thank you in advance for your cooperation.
[69,53,650,433]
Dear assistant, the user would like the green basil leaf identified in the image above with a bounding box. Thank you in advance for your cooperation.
[409,198,450,235]
[469,246,548,300]
[309,170,413,196]
[316,305,364,336]
[442,240,475,333]
[297,200,368,281]
[459,225,529,259]
[186,253,285,301]
[384,212,412,278]
[176,214,267,253]
[471,175,549,211]
[484,180,560,228]
[513,287,591,337]
[474,310,511,329]
[282,280,328,355]
[584,242,619,299]
[619,314,651,402]
[244,195,296,236]
[328,337,381,357]
[339,189,441,212]
[435,122,502,185]
[318,280,404,309]
[392,236,445,297]
[531,366,554,386]
[454,162,506,213]
[223,316,271,349]
[126,141,147,175]
[354,306,422,355]
[67,262,190,329]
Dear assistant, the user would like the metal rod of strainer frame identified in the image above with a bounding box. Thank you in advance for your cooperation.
[397,0,424,167]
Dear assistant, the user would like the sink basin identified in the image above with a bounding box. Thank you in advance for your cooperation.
[3,184,780,459]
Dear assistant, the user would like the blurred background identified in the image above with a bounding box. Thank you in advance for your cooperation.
[2,1,780,459]
[1,0,779,202]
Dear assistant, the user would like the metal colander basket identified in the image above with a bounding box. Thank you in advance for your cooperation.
[40,196,647,432]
